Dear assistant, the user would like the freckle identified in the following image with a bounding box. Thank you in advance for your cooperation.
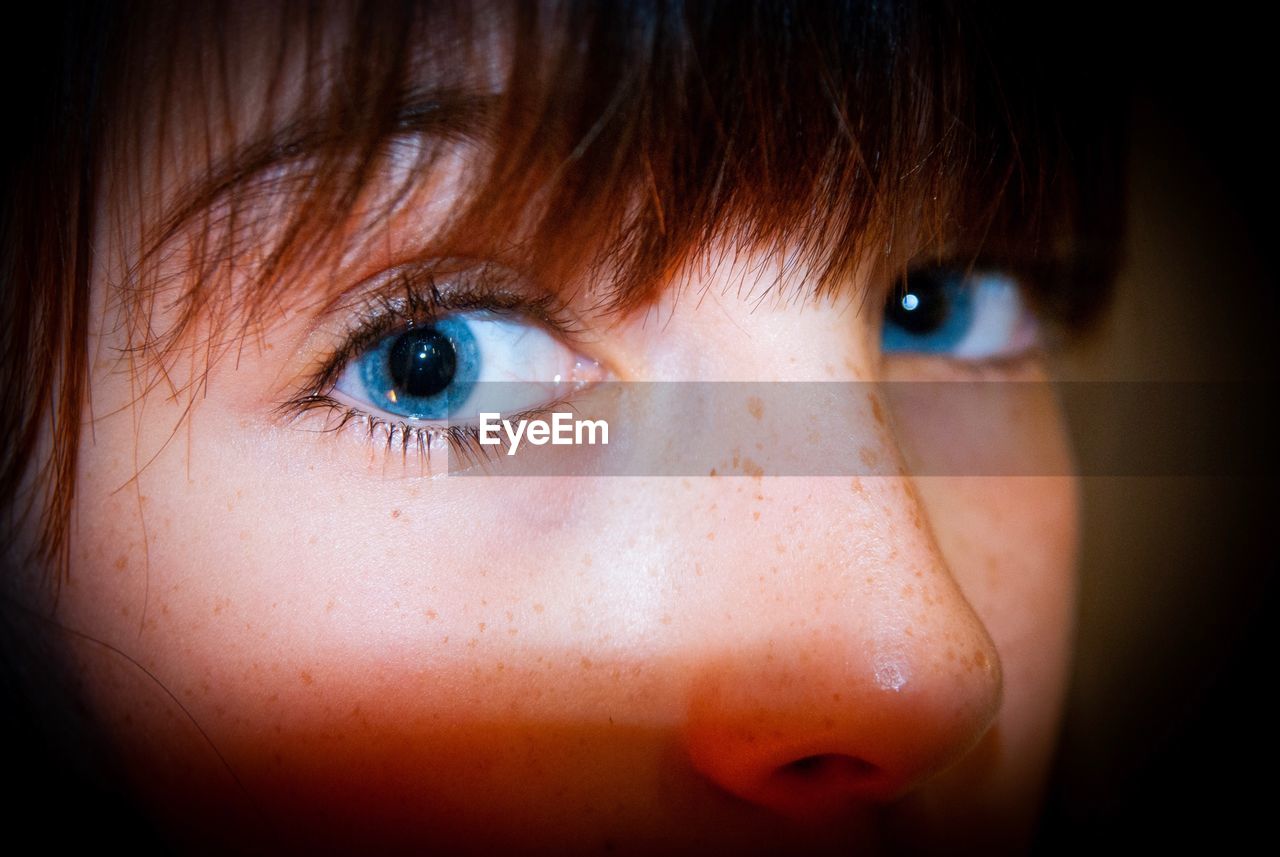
[507,628,518,636]
[326,599,336,613]
[974,650,989,670]
[533,603,545,613]
[732,451,740,468]
[113,555,128,571]
[741,457,764,478]
[947,647,956,661]
[746,396,764,420]
[583,554,593,567]
[580,657,593,670]
[707,531,715,541]
[865,575,874,584]
[868,392,886,427]
[425,608,438,620]
[709,468,717,477]
[478,622,486,632]
[753,511,760,521]
[902,584,915,598]
[299,670,314,686]
[661,614,672,625]
[239,530,250,541]
[505,610,514,622]
[915,569,923,578]
[859,447,880,468]
[391,509,401,519]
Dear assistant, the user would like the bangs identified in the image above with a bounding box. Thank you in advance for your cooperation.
[106,0,1124,342]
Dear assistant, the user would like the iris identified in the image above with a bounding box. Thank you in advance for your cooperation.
[881,269,974,354]
[357,316,480,419]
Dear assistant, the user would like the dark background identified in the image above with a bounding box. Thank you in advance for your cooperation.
[1037,5,1277,852]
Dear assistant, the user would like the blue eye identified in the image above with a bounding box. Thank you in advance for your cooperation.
[333,311,596,421]
[881,269,1035,359]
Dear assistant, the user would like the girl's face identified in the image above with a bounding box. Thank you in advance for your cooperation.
[48,11,1079,855]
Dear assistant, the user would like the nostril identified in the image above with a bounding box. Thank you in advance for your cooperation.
[775,753,880,785]
[752,753,894,820]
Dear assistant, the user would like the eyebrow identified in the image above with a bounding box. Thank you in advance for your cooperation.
[152,87,501,256]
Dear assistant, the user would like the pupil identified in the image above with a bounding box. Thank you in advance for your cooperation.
[388,326,457,398]
[886,270,951,334]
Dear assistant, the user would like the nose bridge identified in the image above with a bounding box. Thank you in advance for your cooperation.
[676,466,1003,817]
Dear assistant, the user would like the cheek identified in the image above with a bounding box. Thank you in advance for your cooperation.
[65,387,700,843]
[895,474,1077,842]
[921,475,1078,746]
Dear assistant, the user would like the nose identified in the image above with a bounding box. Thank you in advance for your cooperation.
[679,473,1003,822]
[618,252,1005,822]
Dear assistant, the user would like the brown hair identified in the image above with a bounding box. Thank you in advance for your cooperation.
[1,0,1125,590]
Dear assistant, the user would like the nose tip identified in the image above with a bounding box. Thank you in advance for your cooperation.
[683,626,1003,822]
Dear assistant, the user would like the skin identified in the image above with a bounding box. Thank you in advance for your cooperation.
[18,13,1080,856]
[50,251,1077,854]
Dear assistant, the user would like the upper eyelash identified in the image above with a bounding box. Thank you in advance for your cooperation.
[898,253,1106,338]
[287,266,584,404]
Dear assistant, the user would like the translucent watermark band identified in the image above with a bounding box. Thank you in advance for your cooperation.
[435,382,1272,477]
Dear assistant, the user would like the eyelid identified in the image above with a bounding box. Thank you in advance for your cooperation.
[295,260,591,398]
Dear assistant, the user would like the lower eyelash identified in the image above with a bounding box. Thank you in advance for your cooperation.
[276,393,583,472]
[276,394,505,470]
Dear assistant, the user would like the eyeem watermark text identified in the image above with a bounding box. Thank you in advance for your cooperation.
[478,413,609,455]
